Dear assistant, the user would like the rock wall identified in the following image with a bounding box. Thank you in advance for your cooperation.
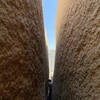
[0,0,48,100]
[53,0,100,100]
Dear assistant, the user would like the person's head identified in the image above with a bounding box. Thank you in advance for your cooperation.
[48,79,51,82]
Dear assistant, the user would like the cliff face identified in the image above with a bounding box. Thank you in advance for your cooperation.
[0,0,48,100]
[54,0,100,100]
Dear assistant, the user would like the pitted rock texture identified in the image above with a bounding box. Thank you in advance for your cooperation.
[0,0,48,100]
[53,0,100,100]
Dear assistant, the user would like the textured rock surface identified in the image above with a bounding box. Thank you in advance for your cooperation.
[0,0,48,100]
[53,0,100,100]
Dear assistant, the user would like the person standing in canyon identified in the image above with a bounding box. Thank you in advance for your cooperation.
[48,79,53,100]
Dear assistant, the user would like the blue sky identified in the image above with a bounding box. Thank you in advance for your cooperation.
[43,0,58,50]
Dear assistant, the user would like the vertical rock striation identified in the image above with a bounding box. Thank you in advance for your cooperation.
[0,0,48,100]
[54,0,100,100]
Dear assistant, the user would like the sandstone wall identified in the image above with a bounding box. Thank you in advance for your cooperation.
[0,0,48,100]
[53,0,100,100]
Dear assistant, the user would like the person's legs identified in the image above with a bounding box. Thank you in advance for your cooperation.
[49,90,52,100]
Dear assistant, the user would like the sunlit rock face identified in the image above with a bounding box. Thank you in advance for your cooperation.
[53,0,100,100]
[0,0,48,100]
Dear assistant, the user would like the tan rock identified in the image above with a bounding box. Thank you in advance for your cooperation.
[54,0,100,100]
[0,0,48,100]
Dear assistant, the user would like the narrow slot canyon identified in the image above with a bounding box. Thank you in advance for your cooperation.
[0,0,100,100]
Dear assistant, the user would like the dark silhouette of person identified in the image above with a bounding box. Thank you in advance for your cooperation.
[48,79,53,100]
